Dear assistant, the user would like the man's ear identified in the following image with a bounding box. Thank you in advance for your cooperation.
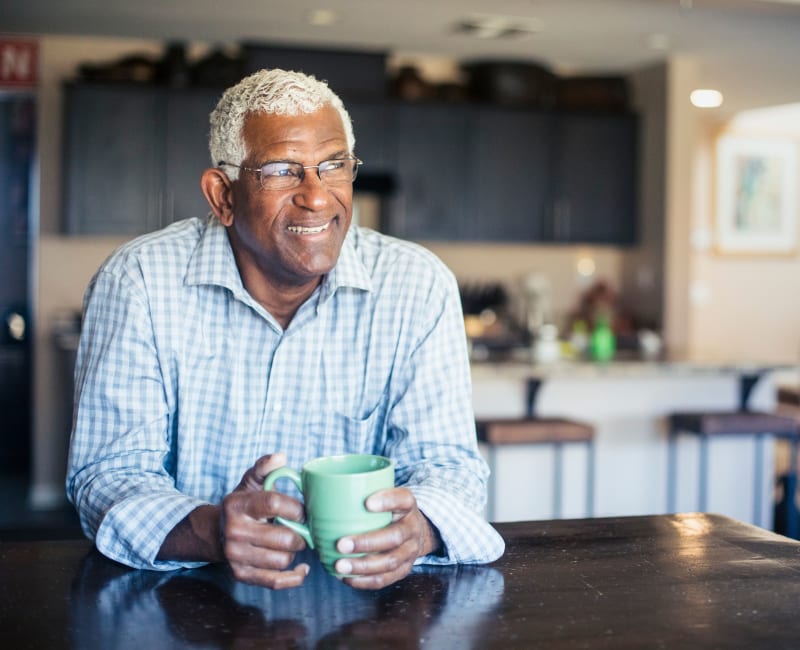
[201,168,235,226]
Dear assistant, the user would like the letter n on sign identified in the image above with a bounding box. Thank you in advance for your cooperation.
[0,39,38,88]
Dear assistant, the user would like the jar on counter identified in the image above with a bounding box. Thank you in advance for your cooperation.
[533,324,561,364]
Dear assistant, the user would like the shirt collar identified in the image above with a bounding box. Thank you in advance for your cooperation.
[319,226,373,303]
[185,217,373,301]
[185,216,247,297]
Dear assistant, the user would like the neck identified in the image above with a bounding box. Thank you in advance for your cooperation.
[235,260,321,330]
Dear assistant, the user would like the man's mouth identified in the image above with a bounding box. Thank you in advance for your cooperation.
[286,221,332,235]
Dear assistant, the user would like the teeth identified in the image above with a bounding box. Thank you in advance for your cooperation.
[287,222,330,234]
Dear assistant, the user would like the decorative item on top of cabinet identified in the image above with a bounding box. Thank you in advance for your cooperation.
[241,43,389,101]
[462,60,556,108]
[555,76,630,113]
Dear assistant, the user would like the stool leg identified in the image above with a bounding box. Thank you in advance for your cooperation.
[786,437,799,539]
[699,437,709,512]
[753,434,764,527]
[585,440,595,517]
[667,431,677,513]
[488,445,497,522]
[553,442,563,518]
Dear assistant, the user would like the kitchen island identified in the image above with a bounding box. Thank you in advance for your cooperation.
[472,358,792,529]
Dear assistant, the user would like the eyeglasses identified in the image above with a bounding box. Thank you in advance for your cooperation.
[218,156,362,190]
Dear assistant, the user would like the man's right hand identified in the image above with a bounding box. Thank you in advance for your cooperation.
[221,452,310,589]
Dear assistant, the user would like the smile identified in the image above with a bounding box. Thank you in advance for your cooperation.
[286,222,331,235]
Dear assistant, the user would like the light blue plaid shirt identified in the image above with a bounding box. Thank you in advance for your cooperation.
[67,216,504,571]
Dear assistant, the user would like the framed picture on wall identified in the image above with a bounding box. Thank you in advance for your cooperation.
[715,134,798,255]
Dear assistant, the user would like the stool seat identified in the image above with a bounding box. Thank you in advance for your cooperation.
[778,386,800,407]
[669,411,798,437]
[477,417,595,445]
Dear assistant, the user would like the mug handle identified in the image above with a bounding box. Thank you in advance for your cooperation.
[263,467,314,549]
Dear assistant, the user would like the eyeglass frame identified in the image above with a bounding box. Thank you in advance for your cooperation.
[217,156,363,190]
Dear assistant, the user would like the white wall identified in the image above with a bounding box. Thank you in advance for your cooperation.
[32,35,159,506]
[688,104,800,364]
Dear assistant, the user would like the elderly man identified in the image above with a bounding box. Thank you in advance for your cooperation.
[67,68,504,590]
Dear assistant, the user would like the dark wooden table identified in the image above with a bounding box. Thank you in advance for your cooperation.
[2,513,800,648]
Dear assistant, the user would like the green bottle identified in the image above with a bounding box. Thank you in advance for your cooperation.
[590,315,616,362]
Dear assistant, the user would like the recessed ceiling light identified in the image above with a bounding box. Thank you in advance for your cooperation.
[690,89,724,108]
[307,9,339,27]
[454,14,542,40]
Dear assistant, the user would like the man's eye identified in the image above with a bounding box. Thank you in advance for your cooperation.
[321,160,346,172]
[262,163,299,178]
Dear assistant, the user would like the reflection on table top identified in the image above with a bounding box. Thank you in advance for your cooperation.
[2,513,800,649]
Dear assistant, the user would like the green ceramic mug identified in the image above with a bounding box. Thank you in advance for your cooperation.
[263,454,395,576]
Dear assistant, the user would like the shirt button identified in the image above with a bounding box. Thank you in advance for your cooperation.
[273,403,282,413]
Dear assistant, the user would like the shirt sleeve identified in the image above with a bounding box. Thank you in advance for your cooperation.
[386,263,505,565]
[66,266,209,571]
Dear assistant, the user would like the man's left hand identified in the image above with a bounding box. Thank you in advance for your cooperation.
[332,487,441,590]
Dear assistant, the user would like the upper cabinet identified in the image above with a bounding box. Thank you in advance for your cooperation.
[468,107,553,242]
[163,88,224,223]
[63,82,638,244]
[63,83,221,235]
[63,84,163,235]
[548,112,638,245]
[388,103,470,241]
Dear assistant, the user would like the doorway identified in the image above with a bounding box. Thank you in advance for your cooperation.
[0,93,35,477]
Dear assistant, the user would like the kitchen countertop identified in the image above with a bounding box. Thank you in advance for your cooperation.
[471,354,797,380]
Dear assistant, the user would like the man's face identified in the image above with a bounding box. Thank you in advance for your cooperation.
[227,104,353,290]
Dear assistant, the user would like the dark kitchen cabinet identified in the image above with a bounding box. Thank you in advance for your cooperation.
[387,103,470,240]
[164,88,223,222]
[468,107,553,241]
[63,83,222,235]
[63,80,638,244]
[347,101,394,173]
[548,112,637,244]
[63,84,162,235]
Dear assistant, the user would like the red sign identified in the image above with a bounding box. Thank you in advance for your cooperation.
[0,39,38,88]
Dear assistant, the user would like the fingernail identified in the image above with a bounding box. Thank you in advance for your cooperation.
[336,559,353,575]
[338,537,355,554]
[366,495,383,511]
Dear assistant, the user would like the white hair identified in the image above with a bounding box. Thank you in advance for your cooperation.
[209,68,355,180]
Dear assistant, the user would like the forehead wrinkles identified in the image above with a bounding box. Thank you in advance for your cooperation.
[242,110,348,161]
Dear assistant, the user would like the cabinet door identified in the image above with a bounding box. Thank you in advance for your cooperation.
[63,84,163,235]
[164,88,223,223]
[469,107,553,241]
[550,113,637,244]
[388,103,469,240]
[346,101,393,173]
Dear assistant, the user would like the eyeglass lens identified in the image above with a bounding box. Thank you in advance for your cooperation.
[259,158,360,189]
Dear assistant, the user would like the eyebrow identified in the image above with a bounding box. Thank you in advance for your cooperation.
[258,150,353,166]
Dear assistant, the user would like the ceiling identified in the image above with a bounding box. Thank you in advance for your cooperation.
[5,0,800,116]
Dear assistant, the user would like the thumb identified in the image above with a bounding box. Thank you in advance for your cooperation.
[240,452,287,491]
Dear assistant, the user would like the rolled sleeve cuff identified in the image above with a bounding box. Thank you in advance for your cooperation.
[94,493,212,571]
[409,484,505,566]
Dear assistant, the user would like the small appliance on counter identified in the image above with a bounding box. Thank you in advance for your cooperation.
[460,282,526,361]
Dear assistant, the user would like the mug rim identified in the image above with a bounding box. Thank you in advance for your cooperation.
[303,453,393,476]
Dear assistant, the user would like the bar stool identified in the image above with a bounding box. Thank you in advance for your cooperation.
[477,379,595,521]
[477,417,595,520]
[666,372,800,538]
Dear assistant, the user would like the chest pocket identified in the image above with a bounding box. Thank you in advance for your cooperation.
[306,353,390,456]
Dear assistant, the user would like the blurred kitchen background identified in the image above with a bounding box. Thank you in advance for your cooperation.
[2,0,800,531]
